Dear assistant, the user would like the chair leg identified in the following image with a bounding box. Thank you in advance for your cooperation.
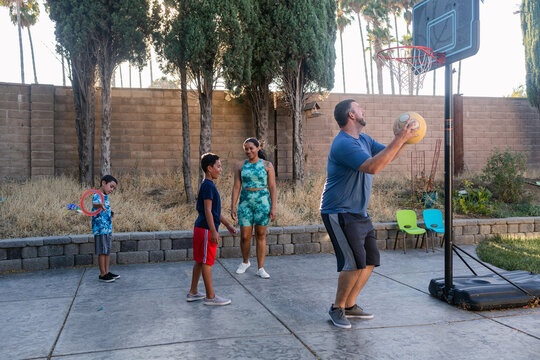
[402,232,406,254]
[431,232,435,252]
[423,233,428,253]
[439,234,445,247]
[394,231,399,250]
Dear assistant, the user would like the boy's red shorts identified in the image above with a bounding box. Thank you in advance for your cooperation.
[193,227,217,265]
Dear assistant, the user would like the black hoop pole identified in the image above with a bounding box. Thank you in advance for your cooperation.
[444,64,454,298]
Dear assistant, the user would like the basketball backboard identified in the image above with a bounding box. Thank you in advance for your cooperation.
[413,0,480,70]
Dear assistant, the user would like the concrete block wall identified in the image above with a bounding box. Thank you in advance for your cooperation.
[0,83,31,179]
[1,217,539,273]
[1,82,539,180]
[53,87,253,175]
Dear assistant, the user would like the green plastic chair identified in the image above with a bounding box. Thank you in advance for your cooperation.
[395,210,427,253]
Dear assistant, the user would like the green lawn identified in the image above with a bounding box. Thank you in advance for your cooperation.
[477,235,540,274]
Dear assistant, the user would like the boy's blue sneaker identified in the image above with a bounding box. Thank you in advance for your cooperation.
[107,272,120,279]
[186,291,206,302]
[203,295,231,306]
[99,273,115,282]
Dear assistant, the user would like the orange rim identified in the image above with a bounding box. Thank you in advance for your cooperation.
[377,45,444,66]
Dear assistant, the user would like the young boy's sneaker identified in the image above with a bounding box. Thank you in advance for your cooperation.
[203,295,231,306]
[328,305,351,329]
[236,261,251,274]
[255,267,270,279]
[345,304,374,319]
[186,291,206,302]
[107,272,120,279]
[98,273,115,282]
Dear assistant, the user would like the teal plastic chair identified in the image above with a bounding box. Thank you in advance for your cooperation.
[395,210,427,253]
[423,209,445,248]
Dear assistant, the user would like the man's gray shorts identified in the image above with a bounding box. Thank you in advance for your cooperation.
[94,234,112,255]
[321,213,380,272]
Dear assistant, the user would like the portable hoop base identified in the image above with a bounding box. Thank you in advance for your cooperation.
[429,271,540,311]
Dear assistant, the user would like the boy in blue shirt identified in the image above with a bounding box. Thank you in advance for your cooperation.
[92,175,118,282]
[187,153,237,305]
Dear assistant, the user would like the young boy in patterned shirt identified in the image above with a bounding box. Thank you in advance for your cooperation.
[92,175,118,282]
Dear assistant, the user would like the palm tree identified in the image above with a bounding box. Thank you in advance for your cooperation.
[336,2,353,93]
[7,0,39,84]
[363,1,391,94]
[1,0,27,83]
[343,0,370,94]
[388,0,404,94]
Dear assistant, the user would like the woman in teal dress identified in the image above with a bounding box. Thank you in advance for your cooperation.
[231,138,276,278]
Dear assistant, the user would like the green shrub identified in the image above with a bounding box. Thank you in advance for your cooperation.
[481,149,527,203]
[453,180,492,215]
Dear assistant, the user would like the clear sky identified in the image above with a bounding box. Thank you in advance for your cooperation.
[0,0,525,97]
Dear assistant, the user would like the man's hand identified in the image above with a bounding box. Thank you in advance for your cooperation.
[396,118,420,144]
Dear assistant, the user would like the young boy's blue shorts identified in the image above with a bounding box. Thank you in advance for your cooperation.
[94,233,112,255]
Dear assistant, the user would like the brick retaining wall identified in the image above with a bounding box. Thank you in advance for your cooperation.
[1,217,539,273]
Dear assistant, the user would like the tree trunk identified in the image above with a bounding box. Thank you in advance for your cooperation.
[149,51,154,85]
[119,64,123,87]
[180,67,194,202]
[357,14,370,94]
[198,75,213,185]
[374,40,384,94]
[71,61,96,186]
[27,28,37,84]
[394,14,401,95]
[367,25,374,95]
[246,80,270,147]
[16,1,24,84]
[290,62,305,185]
[61,53,66,86]
[340,30,346,93]
[99,57,114,177]
[292,93,304,185]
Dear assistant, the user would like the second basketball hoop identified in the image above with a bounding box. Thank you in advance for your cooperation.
[377,46,445,93]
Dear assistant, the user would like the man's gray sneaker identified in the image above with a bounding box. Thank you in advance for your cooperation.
[345,304,374,319]
[328,305,351,329]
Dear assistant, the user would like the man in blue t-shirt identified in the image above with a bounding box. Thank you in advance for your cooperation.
[320,99,418,329]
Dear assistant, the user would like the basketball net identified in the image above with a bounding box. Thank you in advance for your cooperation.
[377,46,444,93]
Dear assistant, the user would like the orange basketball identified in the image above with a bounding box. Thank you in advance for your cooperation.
[393,111,427,144]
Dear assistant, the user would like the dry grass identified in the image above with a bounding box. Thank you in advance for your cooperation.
[2,168,537,239]
[0,171,413,239]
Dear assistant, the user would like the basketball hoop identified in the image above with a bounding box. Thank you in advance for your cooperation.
[377,46,444,92]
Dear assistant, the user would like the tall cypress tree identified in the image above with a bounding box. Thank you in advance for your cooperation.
[47,0,101,185]
[278,0,336,183]
[157,0,254,184]
[521,0,540,113]
[96,0,151,178]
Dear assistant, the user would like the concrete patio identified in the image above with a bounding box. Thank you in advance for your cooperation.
[1,245,538,359]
